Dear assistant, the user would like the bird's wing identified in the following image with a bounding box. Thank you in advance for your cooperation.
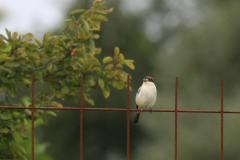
[136,86,141,95]
[136,86,141,109]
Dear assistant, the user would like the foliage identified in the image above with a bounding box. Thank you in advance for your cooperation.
[12,118,53,160]
[0,0,134,159]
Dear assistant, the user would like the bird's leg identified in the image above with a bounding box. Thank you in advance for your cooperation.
[150,107,153,114]
[141,108,143,112]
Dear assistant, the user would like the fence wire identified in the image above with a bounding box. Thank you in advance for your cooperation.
[0,75,237,160]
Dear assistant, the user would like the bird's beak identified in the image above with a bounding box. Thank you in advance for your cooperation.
[143,79,146,82]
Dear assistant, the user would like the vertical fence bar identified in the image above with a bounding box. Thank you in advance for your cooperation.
[80,76,84,160]
[31,74,35,160]
[127,75,130,160]
[175,77,178,160]
[221,78,224,160]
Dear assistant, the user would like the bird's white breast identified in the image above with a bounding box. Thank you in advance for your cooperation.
[136,82,157,109]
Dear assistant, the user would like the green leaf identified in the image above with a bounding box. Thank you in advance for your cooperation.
[119,53,124,61]
[112,81,124,90]
[43,44,52,53]
[13,122,24,129]
[21,96,31,107]
[89,55,100,66]
[89,78,96,86]
[22,78,31,87]
[64,19,73,22]
[83,20,89,34]
[103,56,113,64]
[90,15,108,21]
[70,9,86,15]
[5,28,11,39]
[69,21,75,31]
[61,86,70,94]
[0,34,8,41]
[45,111,57,117]
[0,127,9,133]
[0,112,12,120]
[6,82,17,97]
[124,60,135,70]
[94,8,114,14]
[92,21,101,30]
[0,66,12,74]
[95,48,101,54]
[46,64,53,71]
[84,76,96,86]
[75,47,83,52]
[102,86,110,98]
[12,31,18,39]
[104,64,113,70]
[66,40,74,48]
[56,91,65,100]
[94,67,101,75]
[93,1,106,9]
[102,8,114,14]
[77,25,85,36]
[22,33,34,42]
[52,50,60,55]
[79,57,85,66]
[13,142,27,155]
[34,38,42,46]
[19,132,28,140]
[92,34,100,39]
[2,45,12,53]
[20,49,27,58]
[61,25,69,33]
[89,39,95,55]
[116,64,123,69]
[84,94,95,105]
[4,61,19,68]
[43,31,50,44]
[98,78,104,88]
[0,54,10,63]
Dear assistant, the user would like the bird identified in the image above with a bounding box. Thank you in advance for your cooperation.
[134,76,157,123]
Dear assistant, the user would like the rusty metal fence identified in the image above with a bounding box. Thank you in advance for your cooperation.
[0,75,237,160]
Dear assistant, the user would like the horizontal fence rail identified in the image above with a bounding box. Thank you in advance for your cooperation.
[1,106,239,113]
[0,75,230,160]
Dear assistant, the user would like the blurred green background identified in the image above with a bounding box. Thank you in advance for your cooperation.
[2,0,240,159]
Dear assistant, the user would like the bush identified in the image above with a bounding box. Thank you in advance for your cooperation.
[0,0,134,159]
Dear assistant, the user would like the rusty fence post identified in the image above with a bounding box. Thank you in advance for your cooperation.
[221,78,224,160]
[175,77,178,160]
[80,76,84,160]
[127,75,130,160]
[31,74,35,160]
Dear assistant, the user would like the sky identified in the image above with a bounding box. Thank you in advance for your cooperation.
[0,0,198,43]
[0,0,75,40]
[0,0,151,41]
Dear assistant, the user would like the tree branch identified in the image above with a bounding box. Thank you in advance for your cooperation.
[16,50,71,72]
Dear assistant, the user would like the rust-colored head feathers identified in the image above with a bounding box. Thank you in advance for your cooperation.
[143,76,154,83]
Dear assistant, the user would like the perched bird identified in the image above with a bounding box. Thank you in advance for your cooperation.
[134,76,157,123]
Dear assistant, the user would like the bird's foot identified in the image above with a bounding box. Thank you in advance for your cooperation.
[150,107,153,114]
[141,108,143,112]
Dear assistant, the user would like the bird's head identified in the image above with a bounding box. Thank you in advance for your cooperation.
[143,76,154,83]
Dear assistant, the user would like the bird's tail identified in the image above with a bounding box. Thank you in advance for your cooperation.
[134,113,140,123]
